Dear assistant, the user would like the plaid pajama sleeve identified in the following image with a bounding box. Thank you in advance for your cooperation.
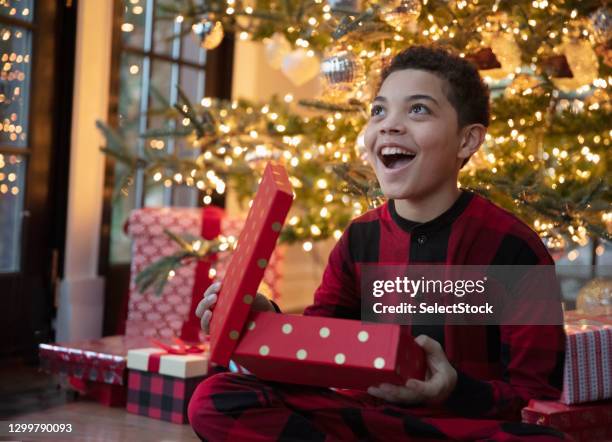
[445,323,566,420]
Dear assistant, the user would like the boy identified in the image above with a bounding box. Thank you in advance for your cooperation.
[189,46,567,441]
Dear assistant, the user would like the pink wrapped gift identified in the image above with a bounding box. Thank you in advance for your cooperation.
[561,311,612,404]
[126,206,283,342]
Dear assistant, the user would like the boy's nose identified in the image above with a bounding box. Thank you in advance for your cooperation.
[380,126,404,134]
[379,116,406,135]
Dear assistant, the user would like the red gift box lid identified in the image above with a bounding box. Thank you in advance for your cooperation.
[209,162,293,366]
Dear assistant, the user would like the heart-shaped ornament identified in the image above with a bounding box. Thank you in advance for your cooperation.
[264,33,292,70]
[281,49,321,86]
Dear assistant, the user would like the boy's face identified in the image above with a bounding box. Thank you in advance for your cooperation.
[364,69,465,200]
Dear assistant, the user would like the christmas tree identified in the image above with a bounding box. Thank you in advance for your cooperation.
[102,0,611,288]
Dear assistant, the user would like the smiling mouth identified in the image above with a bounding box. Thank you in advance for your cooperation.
[378,147,417,169]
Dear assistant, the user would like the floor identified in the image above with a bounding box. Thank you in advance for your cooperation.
[0,359,199,442]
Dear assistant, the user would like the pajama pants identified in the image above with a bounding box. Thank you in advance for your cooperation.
[187,372,570,442]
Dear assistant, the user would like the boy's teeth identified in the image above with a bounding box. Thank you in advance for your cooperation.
[381,147,415,156]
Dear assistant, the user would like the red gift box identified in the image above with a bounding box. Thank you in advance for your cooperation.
[210,161,425,389]
[209,162,293,367]
[561,311,612,404]
[522,399,612,441]
[39,335,151,407]
[233,311,425,389]
[39,335,150,386]
[68,377,127,407]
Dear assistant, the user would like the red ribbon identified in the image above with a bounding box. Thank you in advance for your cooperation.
[146,337,209,372]
[180,206,224,341]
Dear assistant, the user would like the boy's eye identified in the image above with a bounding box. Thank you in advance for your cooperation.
[370,104,385,117]
[410,103,430,114]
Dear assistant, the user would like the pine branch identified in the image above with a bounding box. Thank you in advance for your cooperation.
[298,98,365,113]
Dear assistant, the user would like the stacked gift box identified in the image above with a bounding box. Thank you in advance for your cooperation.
[561,311,611,405]
[521,311,612,439]
[126,344,209,424]
[39,206,283,410]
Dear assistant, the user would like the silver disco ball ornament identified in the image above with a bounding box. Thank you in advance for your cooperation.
[321,47,366,100]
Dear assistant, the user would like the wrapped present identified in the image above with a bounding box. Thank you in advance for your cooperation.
[561,311,612,404]
[39,335,150,386]
[233,311,425,389]
[210,161,425,389]
[209,162,293,366]
[40,206,282,407]
[68,377,127,407]
[126,371,203,424]
[126,206,284,342]
[126,344,209,424]
[522,399,612,442]
[38,335,151,407]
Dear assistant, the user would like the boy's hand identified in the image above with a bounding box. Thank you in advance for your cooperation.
[195,282,276,334]
[367,335,457,405]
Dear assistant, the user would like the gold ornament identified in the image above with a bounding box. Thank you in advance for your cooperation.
[379,0,421,31]
[576,277,612,316]
[192,19,224,50]
[478,16,521,80]
[552,39,599,92]
[321,47,366,101]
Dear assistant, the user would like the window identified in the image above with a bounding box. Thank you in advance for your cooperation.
[0,0,33,272]
[110,0,216,263]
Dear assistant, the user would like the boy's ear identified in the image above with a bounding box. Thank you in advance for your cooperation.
[457,124,487,161]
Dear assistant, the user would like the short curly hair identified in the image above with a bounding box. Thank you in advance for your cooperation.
[380,45,490,129]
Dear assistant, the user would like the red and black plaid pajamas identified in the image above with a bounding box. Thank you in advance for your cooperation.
[189,191,568,441]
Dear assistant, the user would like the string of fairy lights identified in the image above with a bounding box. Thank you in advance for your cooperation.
[108,0,612,266]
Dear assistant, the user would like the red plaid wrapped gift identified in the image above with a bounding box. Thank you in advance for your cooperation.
[522,399,612,442]
[126,206,284,342]
[561,311,612,404]
[126,344,209,424]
